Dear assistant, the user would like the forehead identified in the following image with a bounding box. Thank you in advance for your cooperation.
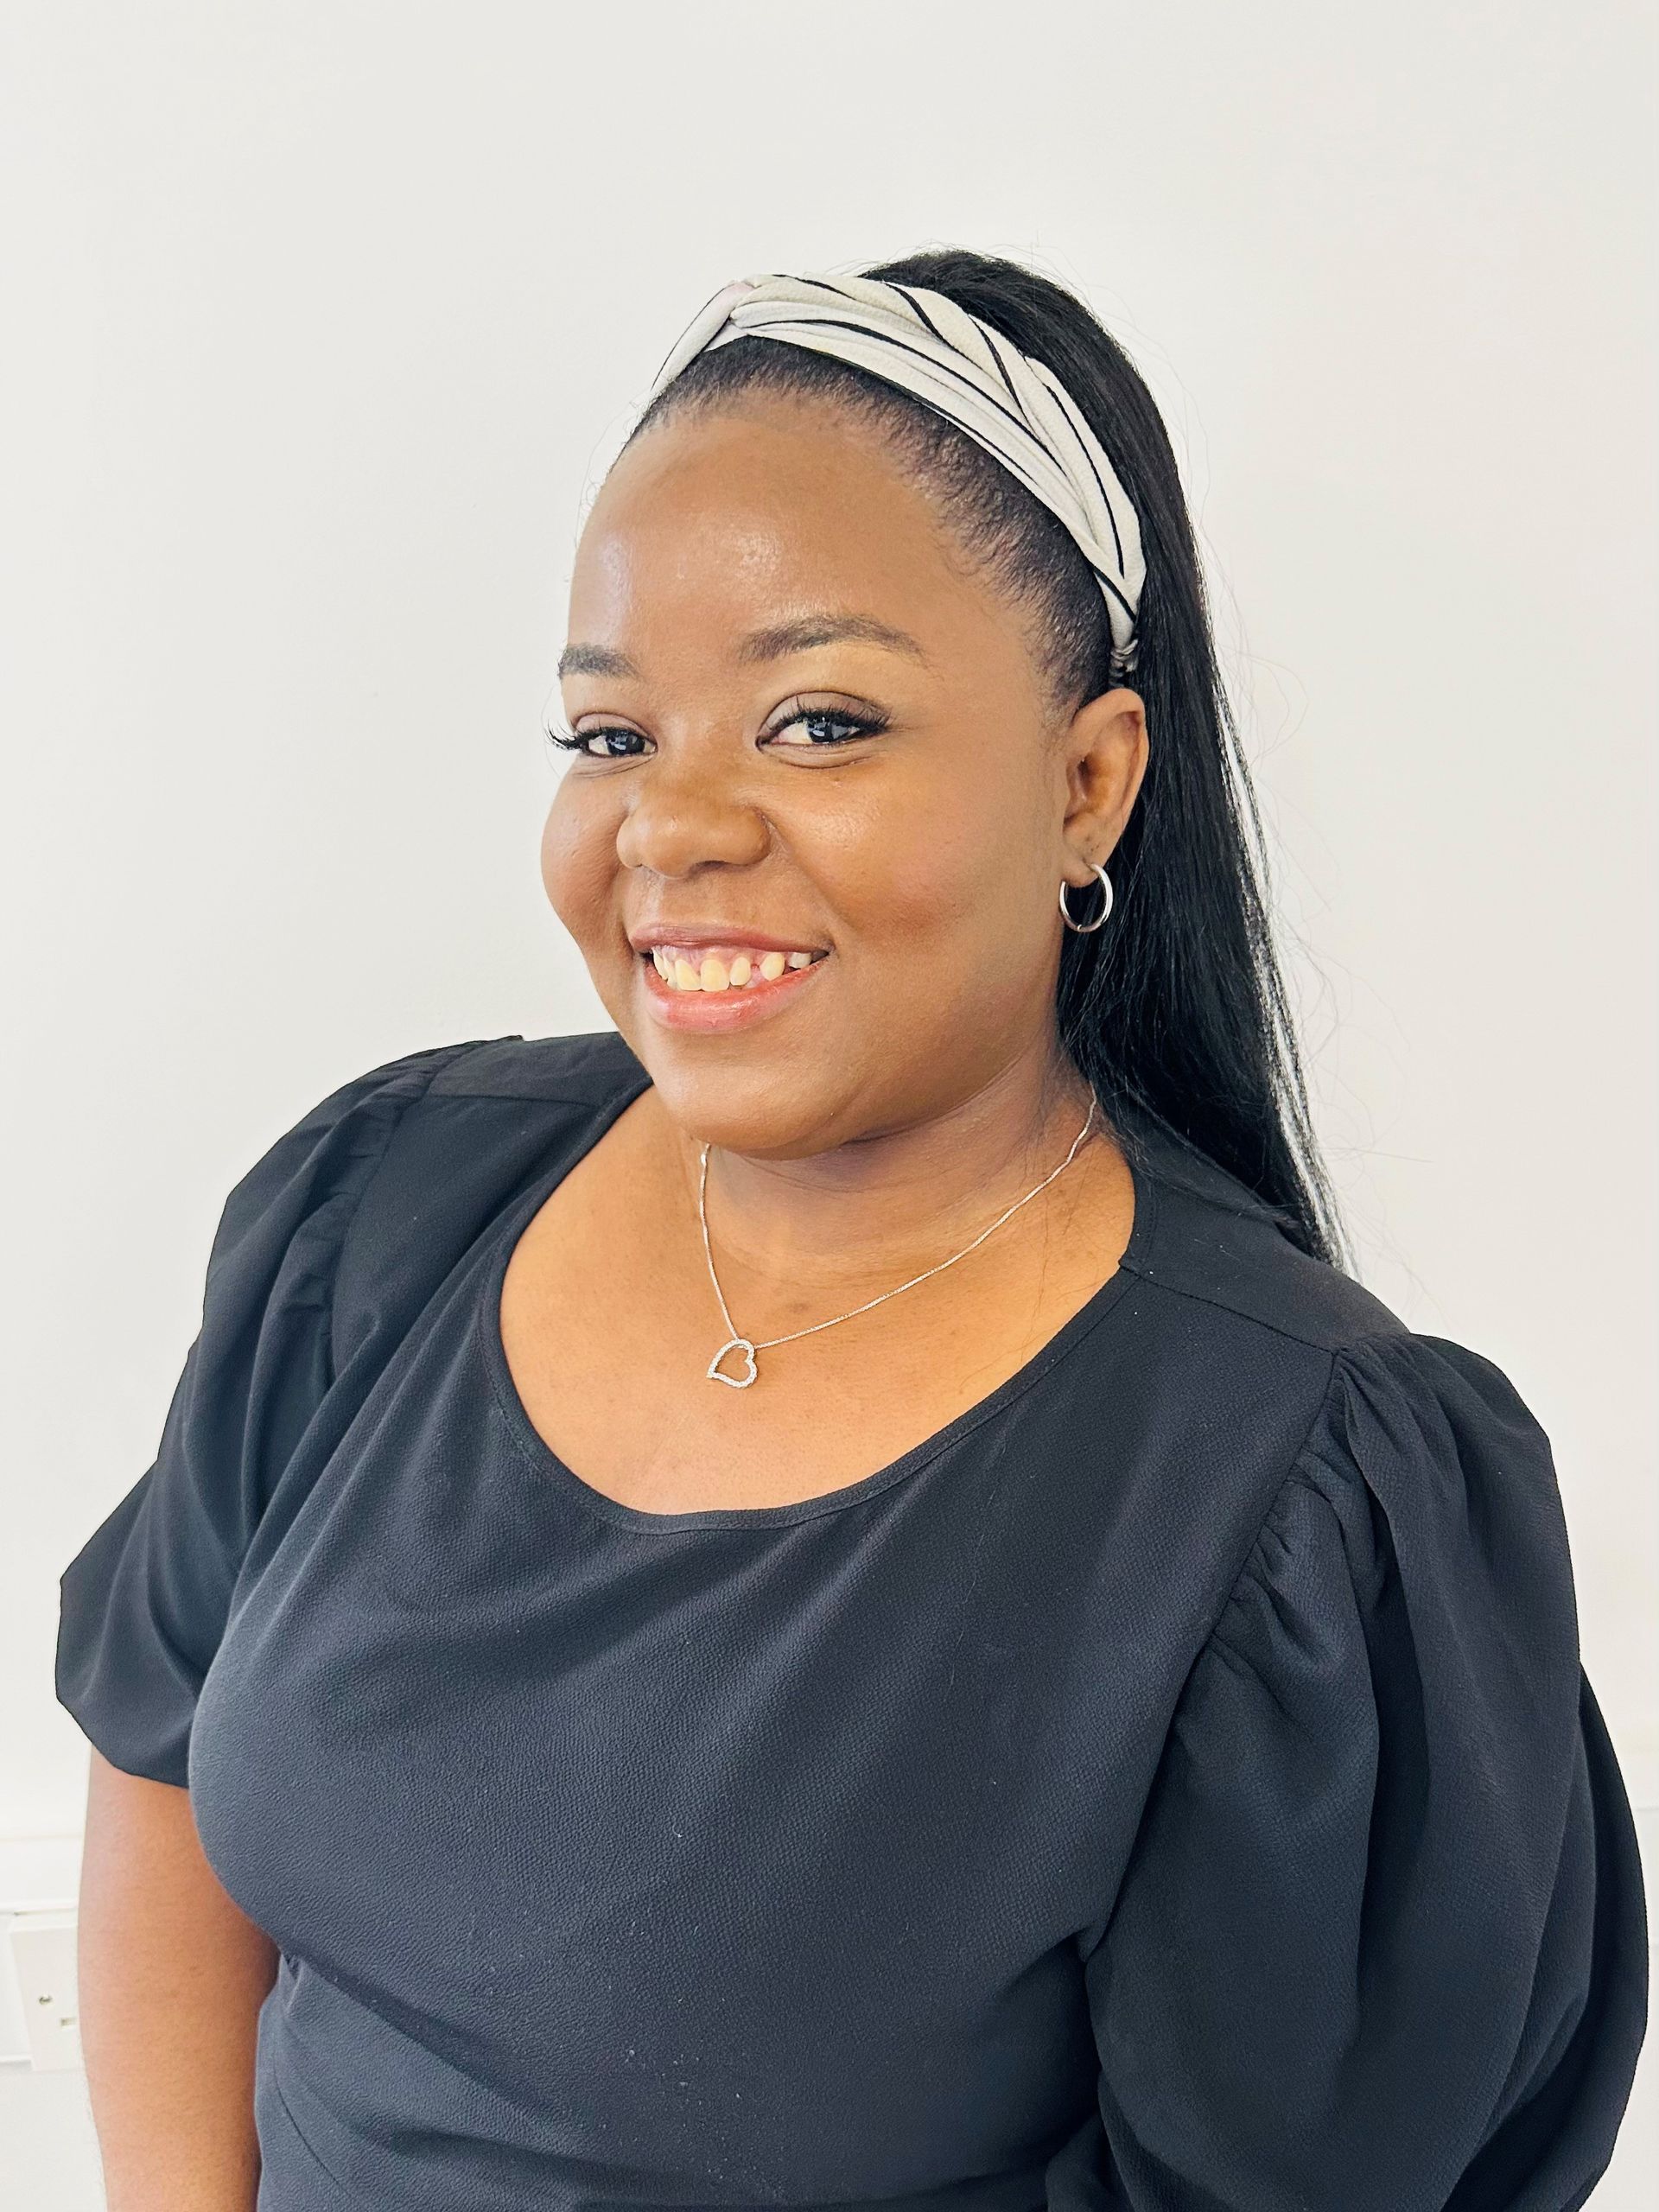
[569,399,988,648]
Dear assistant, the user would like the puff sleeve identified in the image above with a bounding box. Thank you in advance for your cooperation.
[1052,1333,1649,2211]
[55,1042,471,1788]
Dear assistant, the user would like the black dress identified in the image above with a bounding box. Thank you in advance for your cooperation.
[55,1028,1649,2210]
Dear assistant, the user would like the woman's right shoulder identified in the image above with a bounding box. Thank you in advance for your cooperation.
[318,1029,650,1370]
[231,1029,644,1234]
[279,1025,650,1150]
[292,1025,645,1118]
[419,1027,649,1105]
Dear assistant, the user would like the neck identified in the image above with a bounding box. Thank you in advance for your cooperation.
[662,1041,1105,1310]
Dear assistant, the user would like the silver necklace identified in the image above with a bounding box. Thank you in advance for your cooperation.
[696,1096,1098,1389]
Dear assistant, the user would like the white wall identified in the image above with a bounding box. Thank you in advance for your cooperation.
[2,0,1653,2194]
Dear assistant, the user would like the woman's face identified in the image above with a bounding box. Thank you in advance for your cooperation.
[543,394,1146,1156]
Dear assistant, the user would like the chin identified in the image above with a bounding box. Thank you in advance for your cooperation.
[641,1059,846,1160]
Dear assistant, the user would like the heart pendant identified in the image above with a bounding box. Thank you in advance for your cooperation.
[707,1336,759,1389]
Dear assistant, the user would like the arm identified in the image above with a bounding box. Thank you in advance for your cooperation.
[77,1747,277,2212]
[55,1050,472,2203]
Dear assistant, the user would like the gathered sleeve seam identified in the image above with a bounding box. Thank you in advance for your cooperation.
[1185,1344,1343,1670]
[1195,1322,1461,1668]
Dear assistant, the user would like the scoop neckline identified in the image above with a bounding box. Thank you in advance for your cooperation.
[474,1069,1163,1535]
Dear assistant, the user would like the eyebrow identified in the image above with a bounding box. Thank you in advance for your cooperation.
[556,613,930,681]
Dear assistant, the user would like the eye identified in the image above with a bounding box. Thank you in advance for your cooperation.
[544,723,648,760]
[765,700,890,749]
[543,698,890,760]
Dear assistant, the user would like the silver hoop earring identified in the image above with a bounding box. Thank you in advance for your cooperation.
[1059,861,1114,933]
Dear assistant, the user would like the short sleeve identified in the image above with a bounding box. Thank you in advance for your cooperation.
[1051,1333,1649,2212]
[55,1041,475,1788]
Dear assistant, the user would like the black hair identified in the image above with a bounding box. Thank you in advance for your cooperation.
[625,247,1349,1270]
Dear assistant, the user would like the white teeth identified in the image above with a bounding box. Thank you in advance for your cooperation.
[649,944,826,992]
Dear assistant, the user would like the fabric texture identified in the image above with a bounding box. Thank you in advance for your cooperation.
[56,1029,1648,2210]
[644,270,1147,676]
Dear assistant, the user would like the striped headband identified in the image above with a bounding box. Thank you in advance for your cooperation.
[644,270,1147,677]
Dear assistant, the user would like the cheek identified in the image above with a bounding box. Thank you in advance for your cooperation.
[836,760,1046,959]
[537,789,615,944]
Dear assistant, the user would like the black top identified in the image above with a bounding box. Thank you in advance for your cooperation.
[56,1029,1648,2210]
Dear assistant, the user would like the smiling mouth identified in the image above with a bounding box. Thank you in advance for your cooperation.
[643,946,830,994]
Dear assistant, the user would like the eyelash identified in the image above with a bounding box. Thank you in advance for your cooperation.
[545,702,890,760]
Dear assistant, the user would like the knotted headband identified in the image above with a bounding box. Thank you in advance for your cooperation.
[643,270,1147,677]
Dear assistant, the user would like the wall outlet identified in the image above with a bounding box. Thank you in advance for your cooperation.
[6,1915,82,2072]
[0,1834,83,2070]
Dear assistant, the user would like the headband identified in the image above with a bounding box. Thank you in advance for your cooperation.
[644,270,1147,677]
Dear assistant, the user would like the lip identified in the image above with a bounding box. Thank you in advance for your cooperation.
[627,924,830,955]
[640,949,829,1032]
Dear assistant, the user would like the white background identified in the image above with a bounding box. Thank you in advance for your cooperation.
[2,2,1653,2200]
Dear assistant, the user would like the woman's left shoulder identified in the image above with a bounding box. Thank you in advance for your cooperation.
[1082,1318,1651,2209]
[1082,1154,1652,2207]
[1117,1127,1413,1359]
[1112,1130,1590,1562]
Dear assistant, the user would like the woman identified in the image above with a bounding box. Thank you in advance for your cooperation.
[59,250,1647,2209]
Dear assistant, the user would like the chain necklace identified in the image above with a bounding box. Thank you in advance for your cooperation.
[696,1096,1098,1389]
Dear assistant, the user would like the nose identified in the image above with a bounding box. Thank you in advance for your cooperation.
[613,749,773,879]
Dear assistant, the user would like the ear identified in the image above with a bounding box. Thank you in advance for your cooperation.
[1058,686,1148,887]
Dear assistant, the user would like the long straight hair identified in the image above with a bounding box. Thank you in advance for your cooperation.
[628,248,1348,1270]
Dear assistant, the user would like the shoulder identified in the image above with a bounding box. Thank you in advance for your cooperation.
[1089,1296,1636,2209]
[1110,1139,1586,1866]
[1104,1114,1573,1574]
[282,1028,649,1366]
[1116,1110,1408,1359]
[1117,1113,1562,1438]
[422,1025,650,1105]
[276,1025,646,1125]
[212,1029,640,1260]
[269,1026,650,1176]
[152,1029,652,1392]
[329,1026,650,1243]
